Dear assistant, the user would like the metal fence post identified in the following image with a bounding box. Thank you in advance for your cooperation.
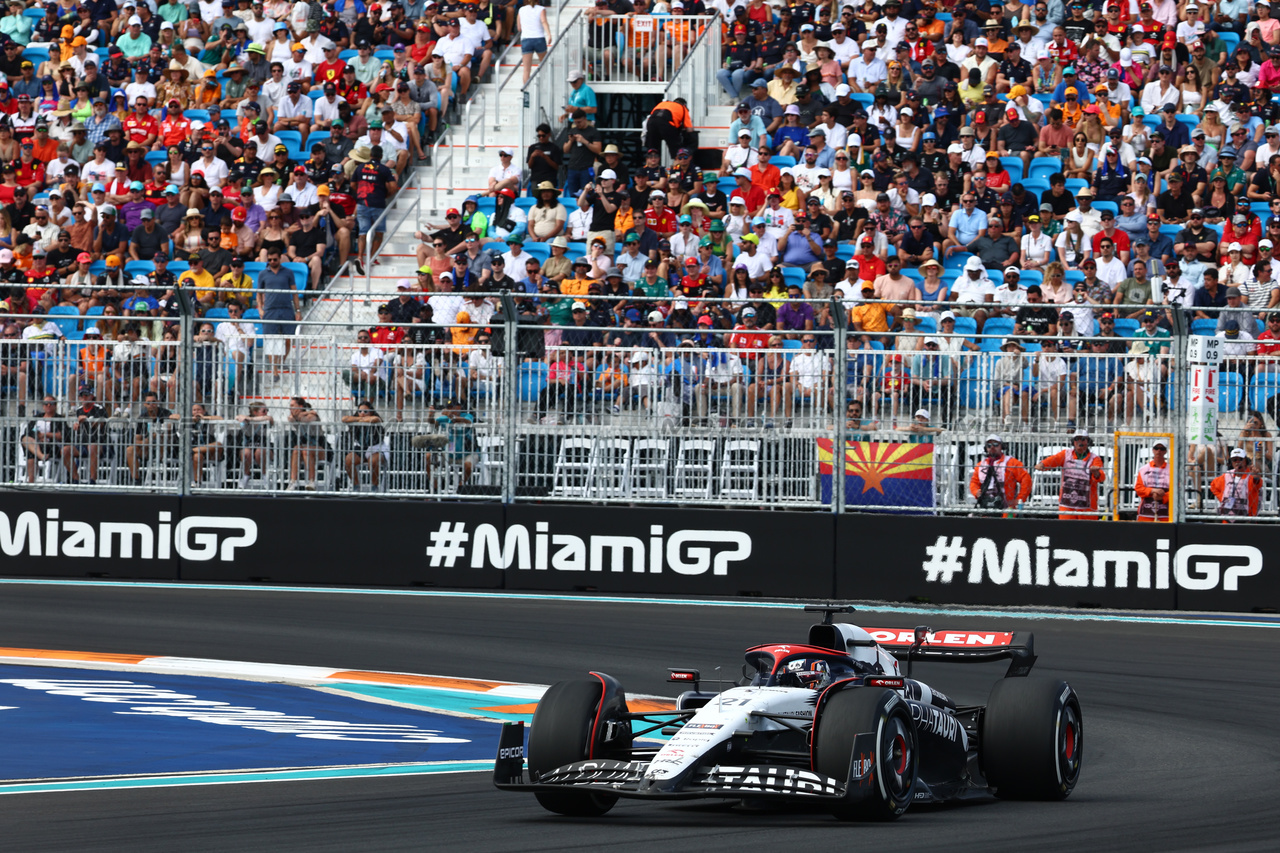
[1171,309,1189,524]
[501,295,519,505]
[831,296,847,516]
[177,307,193,497]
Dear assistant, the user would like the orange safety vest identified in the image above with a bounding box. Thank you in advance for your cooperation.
[651,99,691,129]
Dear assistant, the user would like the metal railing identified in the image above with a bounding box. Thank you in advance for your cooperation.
[1,295,1273,522]
[519,9,585,190]
[661,14,722,110]
[463,88,488,168]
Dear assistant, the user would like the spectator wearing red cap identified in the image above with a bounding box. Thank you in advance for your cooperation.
[995,105,1037,173]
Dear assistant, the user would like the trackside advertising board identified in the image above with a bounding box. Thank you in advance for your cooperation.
[502,505,835,597]
[0,492,1277,611]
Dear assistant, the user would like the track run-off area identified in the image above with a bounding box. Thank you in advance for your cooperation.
[0,579,1277,852]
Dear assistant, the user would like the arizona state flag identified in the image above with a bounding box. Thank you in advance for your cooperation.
[817,439,935,514]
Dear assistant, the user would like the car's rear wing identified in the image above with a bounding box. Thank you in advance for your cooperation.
[864,627,1036,677]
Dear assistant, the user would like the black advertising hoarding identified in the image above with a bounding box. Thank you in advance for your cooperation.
[503,505,835,598]
[178,496,506,588]
[837,515,1180,611]
[0,491,180,580]
[3,488,1277,613]
[1167,523,1280,613]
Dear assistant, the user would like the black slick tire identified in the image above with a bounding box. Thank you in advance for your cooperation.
[982,678,1083,800]
[527,679,619,817]
[813,687,917,821]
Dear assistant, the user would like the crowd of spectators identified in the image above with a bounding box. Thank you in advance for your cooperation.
[0,0,531,420]
[371,0,1280,431]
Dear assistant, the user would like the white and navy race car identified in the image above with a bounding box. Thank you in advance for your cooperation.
[494,605,1082,820]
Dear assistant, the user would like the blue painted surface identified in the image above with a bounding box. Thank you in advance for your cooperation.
[332,683,539,725]
[0,666,502,782]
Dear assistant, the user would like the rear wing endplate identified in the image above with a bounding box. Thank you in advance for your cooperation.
[863,627,1036,677]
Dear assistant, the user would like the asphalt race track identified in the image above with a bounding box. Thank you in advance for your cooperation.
[0,583,1278,852]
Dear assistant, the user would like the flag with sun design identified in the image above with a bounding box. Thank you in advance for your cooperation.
[817,439,935,513]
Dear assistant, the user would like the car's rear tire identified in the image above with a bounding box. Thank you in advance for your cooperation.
[813,688,917,821]
[982,678,1083,801]
[527,679,619,817]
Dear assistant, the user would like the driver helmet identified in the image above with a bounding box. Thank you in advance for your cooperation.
[786,658,831,689]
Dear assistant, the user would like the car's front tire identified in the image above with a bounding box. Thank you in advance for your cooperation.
[527,679,620,817]
[982,678,1083,800]
[813,687,917,821]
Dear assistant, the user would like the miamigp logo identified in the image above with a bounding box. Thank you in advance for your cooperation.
[0,510,257,561]
[920,536,1262,592]
[426,521,753,575]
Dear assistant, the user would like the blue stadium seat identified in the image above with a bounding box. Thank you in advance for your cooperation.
[519,362,548,401]
[999,157,1023,185]
[771,155,797,168]
[944,252,974,271]
[185,109,211,124]
[913,316,937,334]
[1142,114,1162,130]
[1019,270,1043,287]
[1190,318,1218,336]
[1220,32,1240,56]
[1160,224,1182,239]
[46,306,81,336]
[983,317,1014,338]
[145,151,167,165]
[282,262,309,291]
[124,260,155,279]
[1064,178,1088,195]
[1092,201,1118,216]
[522,242,550,263]
[1113,318,1139,337]
[1020,178,1050,201]
[204,307,230,320]
[780,267,805,289]
[1249,373,1280,411]
[1028,157,1061,181]
[1219,372,1243,413]
[835,243,854,261]
[1175,115,1199,133]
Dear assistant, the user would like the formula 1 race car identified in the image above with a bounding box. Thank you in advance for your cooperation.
[493,605,1082,820]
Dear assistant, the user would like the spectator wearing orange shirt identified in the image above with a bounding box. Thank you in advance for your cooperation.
[1211,449,1263,519]
[77,326,111,404]
[158,100,191,149]
[1036,429,1106,520]
[969,434,1033,513]
[749,148,781,196]
[29,123,58,164]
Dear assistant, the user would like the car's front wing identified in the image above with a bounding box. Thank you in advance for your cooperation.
[493,722,847,802]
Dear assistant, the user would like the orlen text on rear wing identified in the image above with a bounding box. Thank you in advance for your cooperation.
[865,627,1036,678]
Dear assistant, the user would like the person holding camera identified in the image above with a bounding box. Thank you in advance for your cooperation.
[969,434,1032,515]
